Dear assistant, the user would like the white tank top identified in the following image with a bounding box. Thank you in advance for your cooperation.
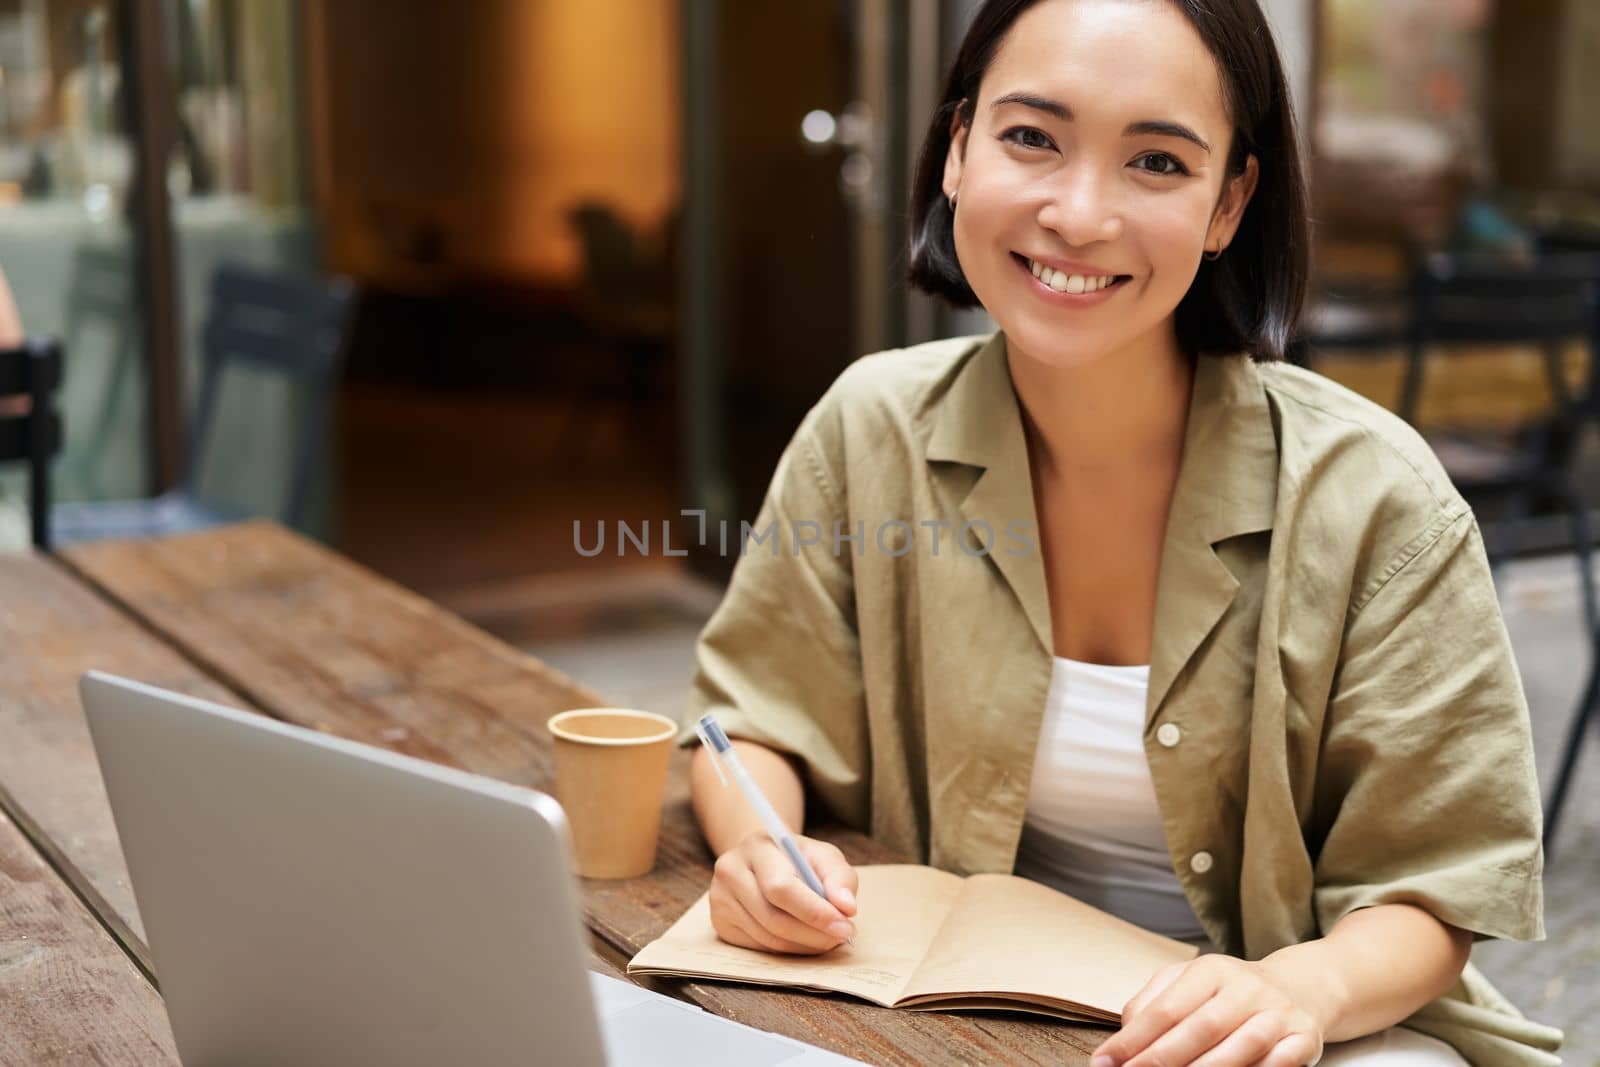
[1012,656,1212,948]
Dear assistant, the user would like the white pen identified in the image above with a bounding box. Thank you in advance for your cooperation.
[694,713,854,948]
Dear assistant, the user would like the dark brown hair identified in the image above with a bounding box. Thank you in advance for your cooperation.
[907,0,1309,363]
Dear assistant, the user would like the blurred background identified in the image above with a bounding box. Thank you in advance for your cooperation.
[0,0,1598,1052]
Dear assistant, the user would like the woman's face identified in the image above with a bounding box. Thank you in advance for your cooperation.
[943,0,1259,369]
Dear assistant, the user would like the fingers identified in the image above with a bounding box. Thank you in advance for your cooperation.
[1124,987,1258,1066]
[1094,960,1222,1064]
[803,839,859,916]
[1121,961,1187,1021]
[746,846,855,941]
[732,862,850,951]
[1093,956,1323,1067]
[1190,1014,1315,1067]
[710,881,823,954]
[1257,1032,1322,1067]
[709,842,852,955]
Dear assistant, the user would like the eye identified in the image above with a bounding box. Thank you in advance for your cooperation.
[1134,151,1190,177]
[999,126,1055,151]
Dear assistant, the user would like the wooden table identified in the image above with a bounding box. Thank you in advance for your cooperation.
[0,521,1101,1065]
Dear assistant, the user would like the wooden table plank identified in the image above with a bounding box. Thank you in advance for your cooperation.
[0,546,635,1028]
[0,552,246,974]
[0,805,179,1065]
[60,522,1102,1065]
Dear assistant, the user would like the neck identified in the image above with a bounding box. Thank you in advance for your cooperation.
[1008,329,1195,478]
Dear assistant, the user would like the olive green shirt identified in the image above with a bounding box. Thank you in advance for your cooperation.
[680,331,1562,1065]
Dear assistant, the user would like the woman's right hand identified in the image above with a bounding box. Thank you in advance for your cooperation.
[709,830,859,954]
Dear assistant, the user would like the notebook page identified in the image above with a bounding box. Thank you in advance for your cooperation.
[628,865,966,1006]
[900,873,1198,1013]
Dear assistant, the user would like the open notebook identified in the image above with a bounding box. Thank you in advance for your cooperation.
[628,864,1201,1024]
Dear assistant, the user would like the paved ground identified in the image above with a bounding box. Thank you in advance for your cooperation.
[509,551,1600,1065]
[1477,554,1600,1064]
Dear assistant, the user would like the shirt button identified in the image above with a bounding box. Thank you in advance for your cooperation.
[1189,851,1214,874]
[1156,723,1182,748]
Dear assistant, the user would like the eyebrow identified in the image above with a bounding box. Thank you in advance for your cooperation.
[989,91,1211,155]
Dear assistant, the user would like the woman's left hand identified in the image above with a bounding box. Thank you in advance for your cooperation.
[1089,954,1328,1067]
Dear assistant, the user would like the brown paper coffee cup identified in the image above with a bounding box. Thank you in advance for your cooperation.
[547,708,678,879]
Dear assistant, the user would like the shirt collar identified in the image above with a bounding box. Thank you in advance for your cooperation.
[924,330,1278,720]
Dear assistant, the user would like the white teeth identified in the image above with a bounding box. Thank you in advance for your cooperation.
[1029,258,1118,294]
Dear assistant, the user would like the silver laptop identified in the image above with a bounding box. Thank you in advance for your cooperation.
[80,672,863,1067]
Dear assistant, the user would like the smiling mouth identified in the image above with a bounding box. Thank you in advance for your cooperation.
[1011,252,1132,294]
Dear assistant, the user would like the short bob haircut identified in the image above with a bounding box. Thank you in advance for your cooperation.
[908,0,1309,364]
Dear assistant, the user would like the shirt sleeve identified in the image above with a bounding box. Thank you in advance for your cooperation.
[676,416,870,830]
[1312,505,1546,944]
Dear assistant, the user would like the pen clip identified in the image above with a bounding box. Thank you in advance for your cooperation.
[694,721,730,788]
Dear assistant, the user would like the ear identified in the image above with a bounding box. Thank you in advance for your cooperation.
[1204,153,1260,254]
[941,103,970,204]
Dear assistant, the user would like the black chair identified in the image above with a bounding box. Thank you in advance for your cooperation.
[1395,251,1600,581]
[52,262,356,543]
[1286,282,1409,368]
[0,338,64,550]
[1391,249,1600,851]
[1534,224,1600,257]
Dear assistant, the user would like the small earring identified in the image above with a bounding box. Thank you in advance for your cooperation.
[948,191,958,213]
[1203,245,1222,261]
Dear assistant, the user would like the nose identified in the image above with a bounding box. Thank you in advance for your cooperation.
[1034,164,1123,247]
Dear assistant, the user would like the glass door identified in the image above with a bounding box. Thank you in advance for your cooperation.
[0,0,154,509]
[678,0,949,579]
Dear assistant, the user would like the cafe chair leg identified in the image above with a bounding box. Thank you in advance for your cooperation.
[1544,642,1600,854]
[1545,485,1600,856]
[1564,486,1598,640]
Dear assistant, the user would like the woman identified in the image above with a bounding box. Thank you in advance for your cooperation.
[681,1,1562,1064]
